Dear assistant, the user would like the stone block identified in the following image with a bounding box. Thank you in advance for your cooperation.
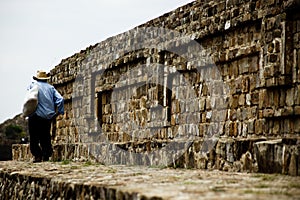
[295,85,300,105]
[263,109,274,118]
[255,139,300,176]
[251,91,259,105]
[246,93,251,106]
[288,151,299,176]
[229,95,239,109]
[255,119,265,135]
[286,88,295,107]
[238,57,250,74]
[258,89,267,109]
[254,139,283,173]
[238,94,245,106]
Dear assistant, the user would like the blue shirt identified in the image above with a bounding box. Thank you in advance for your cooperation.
[28,81,64,119]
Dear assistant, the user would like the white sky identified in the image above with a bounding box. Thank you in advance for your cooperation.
[0,0,194,123]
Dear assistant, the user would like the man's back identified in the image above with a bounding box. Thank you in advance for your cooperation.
[34,81,64,119]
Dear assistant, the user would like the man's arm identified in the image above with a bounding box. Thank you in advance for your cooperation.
[53,88,64,115]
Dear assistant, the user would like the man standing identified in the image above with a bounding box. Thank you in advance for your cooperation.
[27,70,64,162]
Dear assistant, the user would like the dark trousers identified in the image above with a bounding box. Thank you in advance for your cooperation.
[28,114,53,159]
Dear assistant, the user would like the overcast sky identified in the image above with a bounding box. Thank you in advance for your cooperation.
[0,0,194,123]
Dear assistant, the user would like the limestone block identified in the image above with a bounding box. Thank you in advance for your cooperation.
[238,94,245,106]
[286,88,295,107]
[229,95,239,109]
[254,139,283,173]
[247,119,255,134]
[250,91,259,105]
[255,119,265,135]
[258,89,267,109]
[255,139,300,175]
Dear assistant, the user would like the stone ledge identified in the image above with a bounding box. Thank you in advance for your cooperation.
[1,161,300,200]
[254,138,300,176]
[12,137,300,176]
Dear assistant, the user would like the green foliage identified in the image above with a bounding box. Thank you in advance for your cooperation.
[4,124,25,140]
[106,168,117,173]
[84,161,93,166]
[61,160,71,165]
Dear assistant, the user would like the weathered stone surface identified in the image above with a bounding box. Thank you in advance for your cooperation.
[254,139,300,176]
[13,137,298,175]
[44,0,300,143]
[255,139,285,174]
[1,161,300,200]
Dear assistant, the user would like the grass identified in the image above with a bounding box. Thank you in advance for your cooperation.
[61,160,71,165]
[183,181,199,185]
[243,189,264,195]
[148,165,168,169]
[83,161,93,166]
[106,168,117,173]
[251,173,278,181]
[243,184,293,197]
[70,165,79,169]
[288,183,300,189]
[255,184,269,188]
[210,186,226,193]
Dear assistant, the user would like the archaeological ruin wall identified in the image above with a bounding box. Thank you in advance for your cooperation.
[13,0,300,175]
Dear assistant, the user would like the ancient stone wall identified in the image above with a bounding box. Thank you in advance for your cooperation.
[48,46,95,144]
[13,0,300,175]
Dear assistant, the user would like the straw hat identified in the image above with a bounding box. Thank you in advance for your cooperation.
[33,70,50,80]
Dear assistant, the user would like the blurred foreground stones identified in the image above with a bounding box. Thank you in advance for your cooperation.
[1,161,300,200]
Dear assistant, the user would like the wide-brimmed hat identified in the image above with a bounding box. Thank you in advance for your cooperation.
[33,70,50,80]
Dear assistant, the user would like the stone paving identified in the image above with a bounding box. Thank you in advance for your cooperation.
[1,161,300,199]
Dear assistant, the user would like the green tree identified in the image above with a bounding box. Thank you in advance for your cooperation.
[5,124,25,140]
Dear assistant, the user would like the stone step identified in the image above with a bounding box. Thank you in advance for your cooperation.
[12,137,300,176]
[1,161,300,199]
[254,138,300,176]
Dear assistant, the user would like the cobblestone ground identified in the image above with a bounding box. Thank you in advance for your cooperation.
[1,161,300,200]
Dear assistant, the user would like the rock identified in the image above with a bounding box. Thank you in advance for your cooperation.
[254,139,283,174]
[240,151,253,172]
[255,139,300,176]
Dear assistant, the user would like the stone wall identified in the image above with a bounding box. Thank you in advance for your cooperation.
[0,162,150,200]
[2,161,300,199]
[13,0,300,175]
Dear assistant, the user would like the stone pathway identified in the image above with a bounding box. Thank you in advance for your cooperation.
[1,161,300,199]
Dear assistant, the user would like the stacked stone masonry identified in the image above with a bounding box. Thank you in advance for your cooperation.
[13,0,300,176]
[1,161,300,200]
